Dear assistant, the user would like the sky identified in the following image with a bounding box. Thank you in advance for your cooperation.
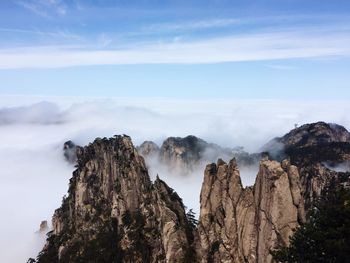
[1,2,350,261]
[0,0,350,98]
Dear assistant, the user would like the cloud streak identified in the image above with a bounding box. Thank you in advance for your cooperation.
[144,18,241,32]
[0,27,82,41]
[1,28,350,69]
[15,0,67,18]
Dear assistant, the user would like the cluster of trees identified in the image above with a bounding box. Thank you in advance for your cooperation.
[272,186,350,263]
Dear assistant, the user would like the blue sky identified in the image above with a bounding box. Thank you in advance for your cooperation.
[0,0,350,99]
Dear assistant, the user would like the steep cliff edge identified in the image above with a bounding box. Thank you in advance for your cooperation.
[37,136,193,263]
[197,158,305,263]
[36,122,350,263]
[264,121,350,211]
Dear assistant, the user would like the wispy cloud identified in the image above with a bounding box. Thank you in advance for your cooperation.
[16,0,50,18]
[15,0,67,17]
[136,15,350,37]
[97,33,113,48]
[144,18,240,32]
[265,64,297,70]
[0,27,349,69]
[0,27,82,41]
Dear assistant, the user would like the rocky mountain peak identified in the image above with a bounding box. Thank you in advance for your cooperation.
[37,135,194,263]
[160,135,208,169]
[63,140,77,163]
[263,121,350,164]
[38,221,48,233]
[35,122,350,263]
[264,122,350,211]
[197,157,305,263]
[137,140,160,157]
[138,135,260,174]
[279,121,350,148]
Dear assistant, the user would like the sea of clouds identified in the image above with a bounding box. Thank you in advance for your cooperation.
[1,96,350,262]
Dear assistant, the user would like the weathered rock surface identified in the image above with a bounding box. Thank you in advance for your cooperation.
[138,135,260,173]
[264,121,350,211]
[37,136,194,263]
[263,121,350,163]
[253,160,305,263]
[159,136,209,171]
[197,158,305,263]
[137,141,160,157]
[276,122,350,149]
[36,122,350,263]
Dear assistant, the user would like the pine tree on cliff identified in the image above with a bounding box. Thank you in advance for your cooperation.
[272,184,350,263]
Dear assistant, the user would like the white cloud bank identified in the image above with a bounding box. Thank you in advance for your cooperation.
[1,28,350,69]
[1,96,350,262]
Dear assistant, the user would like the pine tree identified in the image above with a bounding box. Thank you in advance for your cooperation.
[272,186,350,263]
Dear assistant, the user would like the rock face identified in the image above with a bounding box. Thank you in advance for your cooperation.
[197,158,305,263]
[264,121,350,210]
[36,122,350,263]
[38,221,49,233]
[264,122,350,163]
[63,140,77,164]
[276,122,350,149]
[138,135,259,173]
[137,141,160,157]
[37,136,194,263]
[196,122,349,263]
[253,160,305,263]
[159,136,209,171]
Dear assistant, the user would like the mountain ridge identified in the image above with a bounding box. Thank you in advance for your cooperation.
[33,121,350,262]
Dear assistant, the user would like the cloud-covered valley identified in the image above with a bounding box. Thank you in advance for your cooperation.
[1,96,350,262]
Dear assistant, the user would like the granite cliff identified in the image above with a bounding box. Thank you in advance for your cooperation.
[264,121,350,210]
[138,135,259,173]
[34,122,350,262]
[37,136,195,263]
[197,158,305,263]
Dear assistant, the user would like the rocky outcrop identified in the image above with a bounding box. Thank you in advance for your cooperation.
[37,136,193,263]
[263,121,350,211]
[36,122,350,263]
[159,136,209,171]
[197,159,248,263]
[137,141,160,157]
[253,160,305,263]
[263,122,350,163]
[43,136,307,263]
[63,140,77,164]
[138,136,260,173]
[38,221,49,233]
[275,122,350,149]
[197,158,305,263]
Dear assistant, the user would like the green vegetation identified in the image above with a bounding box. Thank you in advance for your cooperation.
[35,219,123,263]
[272,186,350,263]
[183,209,199,263]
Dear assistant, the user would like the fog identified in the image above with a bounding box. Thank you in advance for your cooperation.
[144,153,260,217]
[1,96,350,262]
[323,161,350,173]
